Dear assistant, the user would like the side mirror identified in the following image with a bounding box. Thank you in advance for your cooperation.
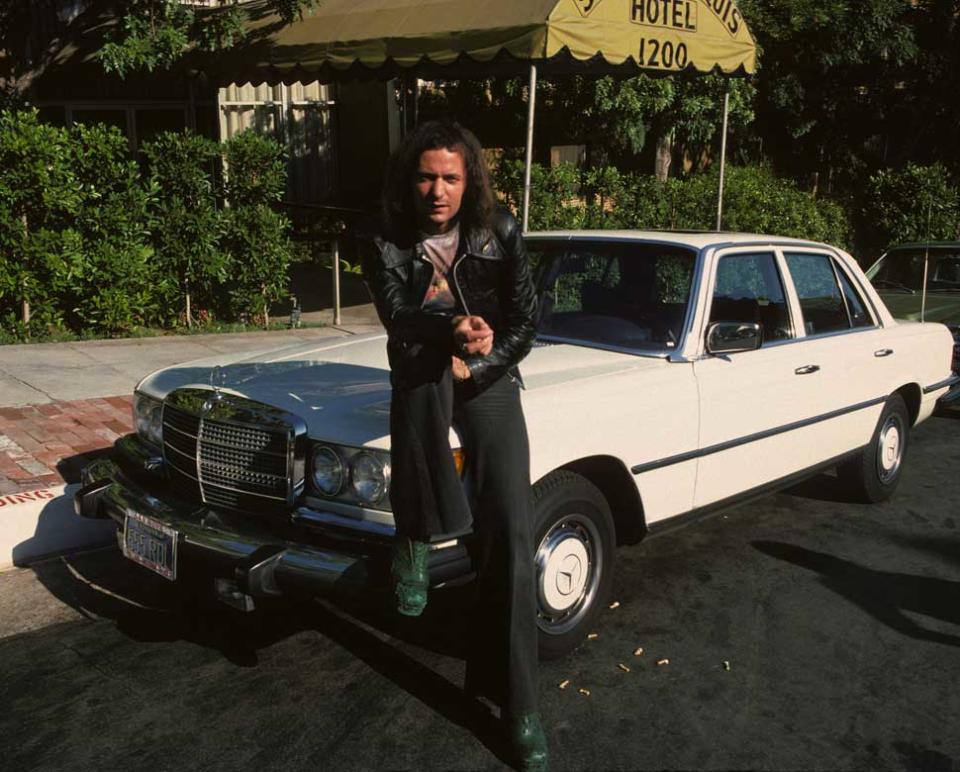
[706,321,763,355]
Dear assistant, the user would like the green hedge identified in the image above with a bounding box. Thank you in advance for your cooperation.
[0,109,294,341]
[493,160,852,249]
[4,108,870,343]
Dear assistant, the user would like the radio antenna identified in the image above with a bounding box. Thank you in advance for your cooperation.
[921,199,932,323]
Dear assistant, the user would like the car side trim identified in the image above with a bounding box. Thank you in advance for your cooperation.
[923,374,960,394]
[630,396,888,475]
[644,448,864,537]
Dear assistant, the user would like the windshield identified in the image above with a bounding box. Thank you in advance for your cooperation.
[868,247,960,292]
[530,240,697,352]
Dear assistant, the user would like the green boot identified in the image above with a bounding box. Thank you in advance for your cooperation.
[507,713,548,772]
[390,537,429,616]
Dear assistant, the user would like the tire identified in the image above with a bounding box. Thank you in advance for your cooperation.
[532,470,616,660]
[837,392,910,503]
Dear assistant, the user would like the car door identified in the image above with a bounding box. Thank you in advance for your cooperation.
[692,247,833,509]
[779,248,893,455]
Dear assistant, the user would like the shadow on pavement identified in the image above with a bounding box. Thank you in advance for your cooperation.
[782,470,863,504]
[10,451,118,568]
[27,548,509,764]
[897,534,960,567]
[28,551,307,667]
[933,404,960,421]
[753,540,960,647]
[307,597,508,764]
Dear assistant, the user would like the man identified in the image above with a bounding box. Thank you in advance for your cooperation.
[360,121,546,772]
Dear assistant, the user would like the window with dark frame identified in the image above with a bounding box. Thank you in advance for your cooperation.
[708,252,793,344]
[785,252,869,335]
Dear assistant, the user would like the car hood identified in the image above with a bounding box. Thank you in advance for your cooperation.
[137,333,662,448]
[879,292,960,326]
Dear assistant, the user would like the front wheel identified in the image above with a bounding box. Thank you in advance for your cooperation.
[837,392,910,503]
[532,470,616,660]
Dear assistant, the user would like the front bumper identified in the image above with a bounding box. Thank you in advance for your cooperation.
[74,436,472,600]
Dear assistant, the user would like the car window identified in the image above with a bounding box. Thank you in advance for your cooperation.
[709,252,793,343]
[835,265,873,328]
[785,252,854,335]
[533,241,697,351]
[869,247,960,293]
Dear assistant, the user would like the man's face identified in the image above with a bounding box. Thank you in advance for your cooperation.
[412,146,467,235]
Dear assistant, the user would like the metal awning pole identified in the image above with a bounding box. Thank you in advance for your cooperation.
[522,63,538,233]
[716,84,731,231]
[332,235,342,326]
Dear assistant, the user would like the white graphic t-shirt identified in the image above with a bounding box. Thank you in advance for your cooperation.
[420,225,459,313]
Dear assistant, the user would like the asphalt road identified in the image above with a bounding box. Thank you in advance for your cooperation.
[3,411,960,771]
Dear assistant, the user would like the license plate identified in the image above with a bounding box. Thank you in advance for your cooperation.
[122,510,178,581]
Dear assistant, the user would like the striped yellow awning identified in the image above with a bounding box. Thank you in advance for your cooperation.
[207,0,756,83]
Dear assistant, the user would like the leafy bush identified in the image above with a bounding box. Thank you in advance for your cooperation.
[493,160,851,248]
[220,131,293,323]
[0,109,79,335]
[223,129,287,208]
[220,205,292,324]
[714,166,851,247]
[865,163,960,252]
[141,130,227,326]
[0,110,156,336]
[64,122,156,332]
[0,111,295,341]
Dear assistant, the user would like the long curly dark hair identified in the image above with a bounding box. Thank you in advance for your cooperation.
[381,121,495,245]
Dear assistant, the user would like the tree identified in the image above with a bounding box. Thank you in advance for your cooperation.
[97,0,320,77]
[864,164,960,253]
[0,0,321,93]
[418,73,754,180]
[738,0,920,192]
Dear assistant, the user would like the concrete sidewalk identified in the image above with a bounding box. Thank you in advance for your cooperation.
[0,305,382,408]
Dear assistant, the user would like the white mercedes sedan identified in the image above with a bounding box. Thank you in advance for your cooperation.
[75,231,958,657]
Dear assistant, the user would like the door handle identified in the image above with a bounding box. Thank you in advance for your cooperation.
[874,349,894,357]
[794,365,820,375]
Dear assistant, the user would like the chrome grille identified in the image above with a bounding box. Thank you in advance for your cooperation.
[161,392,303,513]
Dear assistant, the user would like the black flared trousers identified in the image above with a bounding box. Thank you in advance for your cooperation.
[390,368,539,716]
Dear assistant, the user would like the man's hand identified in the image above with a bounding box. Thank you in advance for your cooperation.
[451,356,471,381]
[452,315,494,356]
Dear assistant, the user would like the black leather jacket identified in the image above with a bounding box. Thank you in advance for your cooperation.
[359,209,538,391]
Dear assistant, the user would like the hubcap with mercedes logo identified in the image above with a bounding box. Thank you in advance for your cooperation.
[536,513,603,635]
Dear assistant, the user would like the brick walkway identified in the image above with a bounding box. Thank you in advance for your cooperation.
[0,397,133,495]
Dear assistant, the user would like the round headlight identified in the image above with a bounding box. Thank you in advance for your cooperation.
[312,446,344,496]
[134,394,163,447]
[350,452,388,504]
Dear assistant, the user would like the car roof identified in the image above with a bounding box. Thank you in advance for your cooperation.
[523,229,836,251]
[885,241,960,251]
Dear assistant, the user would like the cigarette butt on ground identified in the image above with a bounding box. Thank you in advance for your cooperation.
[722,661,731,671]
[633,647,644,656]
[587,632,599,640]
[578,688,591,696]
[617,663,631,673]
[656,658,670,666]
[609,601,620,609]
[559,679,571,689]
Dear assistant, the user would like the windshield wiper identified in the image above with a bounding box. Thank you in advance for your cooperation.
[872,279,916,293]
